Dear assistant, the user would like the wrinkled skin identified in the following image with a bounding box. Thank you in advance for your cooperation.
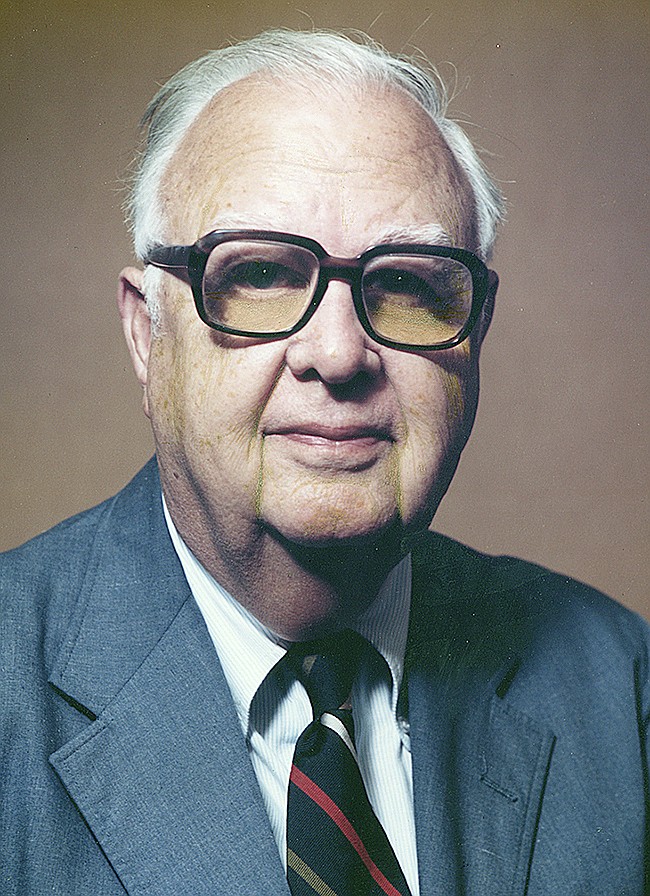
[119,75,495,638]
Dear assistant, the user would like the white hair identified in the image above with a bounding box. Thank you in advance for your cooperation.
[127,29,505,322]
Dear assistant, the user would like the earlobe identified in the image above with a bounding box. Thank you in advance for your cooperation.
[117,266,153,414]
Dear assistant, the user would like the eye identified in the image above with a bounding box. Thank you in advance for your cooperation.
[222,260,309,291]
[366,267,429,294]
[364,267,456,308]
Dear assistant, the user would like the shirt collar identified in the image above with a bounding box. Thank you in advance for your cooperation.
[162,496,411,732]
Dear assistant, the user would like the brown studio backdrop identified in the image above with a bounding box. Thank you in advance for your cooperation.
[1,0,648,617]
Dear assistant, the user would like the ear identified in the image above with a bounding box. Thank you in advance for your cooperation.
[476,269,499,345]
[118,266,153,417]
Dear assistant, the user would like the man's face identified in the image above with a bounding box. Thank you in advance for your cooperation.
[124,75,488,580]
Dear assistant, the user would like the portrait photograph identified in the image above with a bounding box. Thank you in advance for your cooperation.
[1,2,648,894]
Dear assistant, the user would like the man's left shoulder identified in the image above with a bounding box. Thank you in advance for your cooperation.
[410,529,649,664]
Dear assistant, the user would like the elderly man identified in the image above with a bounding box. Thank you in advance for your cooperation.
[1,29,647,896]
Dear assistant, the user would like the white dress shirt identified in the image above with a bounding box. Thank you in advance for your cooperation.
[163,499,420,895]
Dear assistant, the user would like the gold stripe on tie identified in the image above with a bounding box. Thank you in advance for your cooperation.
[288,849,341,896]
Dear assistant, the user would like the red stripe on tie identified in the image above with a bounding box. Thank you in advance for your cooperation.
[290,764,404,896]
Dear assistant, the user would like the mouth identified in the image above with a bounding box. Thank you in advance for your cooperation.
[263,423,393,470]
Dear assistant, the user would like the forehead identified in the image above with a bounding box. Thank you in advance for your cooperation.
[158,72,477,251]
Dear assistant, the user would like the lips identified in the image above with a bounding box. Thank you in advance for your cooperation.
[263,421,393,469]
[266,422,392,442]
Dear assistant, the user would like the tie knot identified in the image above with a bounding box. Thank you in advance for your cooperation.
[286,629,366,719]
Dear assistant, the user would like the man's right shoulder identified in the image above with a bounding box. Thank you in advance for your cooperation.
[0,460,160,664]
[0,493,114,668]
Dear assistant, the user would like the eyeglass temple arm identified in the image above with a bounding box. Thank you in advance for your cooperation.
[143,244,192,269]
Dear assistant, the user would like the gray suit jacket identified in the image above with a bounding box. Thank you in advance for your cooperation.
[1,460,648,894]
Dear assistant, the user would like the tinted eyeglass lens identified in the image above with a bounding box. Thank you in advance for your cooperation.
[361,254,474,346]
[202,240,319,332]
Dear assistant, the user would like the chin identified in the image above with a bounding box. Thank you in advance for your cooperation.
[273,518,396,548]
[261,494,402,545]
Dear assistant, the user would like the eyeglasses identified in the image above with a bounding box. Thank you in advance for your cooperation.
[144,230,494,351]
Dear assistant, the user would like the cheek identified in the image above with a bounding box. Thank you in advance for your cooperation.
[440,369,468,428]
[146,337,190,447]
[393,356,477,521]
[147,324,288,479]
[399,357,470,447]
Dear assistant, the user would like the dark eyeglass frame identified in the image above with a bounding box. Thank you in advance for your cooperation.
[144,229,493,351]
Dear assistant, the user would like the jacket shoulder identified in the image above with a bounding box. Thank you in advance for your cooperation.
[0,460,160,667]
[409,530,649,667]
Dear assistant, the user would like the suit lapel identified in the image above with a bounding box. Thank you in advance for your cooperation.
[48,462,290,896]
[406,535,556,896]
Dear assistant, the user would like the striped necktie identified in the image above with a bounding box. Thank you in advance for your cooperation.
[285,630,413,896]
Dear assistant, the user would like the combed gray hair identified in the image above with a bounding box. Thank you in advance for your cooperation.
[128,29,505,323]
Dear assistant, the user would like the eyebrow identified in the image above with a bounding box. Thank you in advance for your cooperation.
[208,214,279,232]
[372,224,453,246]
[203,217,453,250]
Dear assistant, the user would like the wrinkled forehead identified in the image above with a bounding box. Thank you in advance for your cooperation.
[157,72,478,250]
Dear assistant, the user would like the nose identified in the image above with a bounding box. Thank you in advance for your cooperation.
[284,281,381,384]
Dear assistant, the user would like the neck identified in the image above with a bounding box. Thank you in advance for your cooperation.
[169,497,404,640]
[271,526,405,636]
